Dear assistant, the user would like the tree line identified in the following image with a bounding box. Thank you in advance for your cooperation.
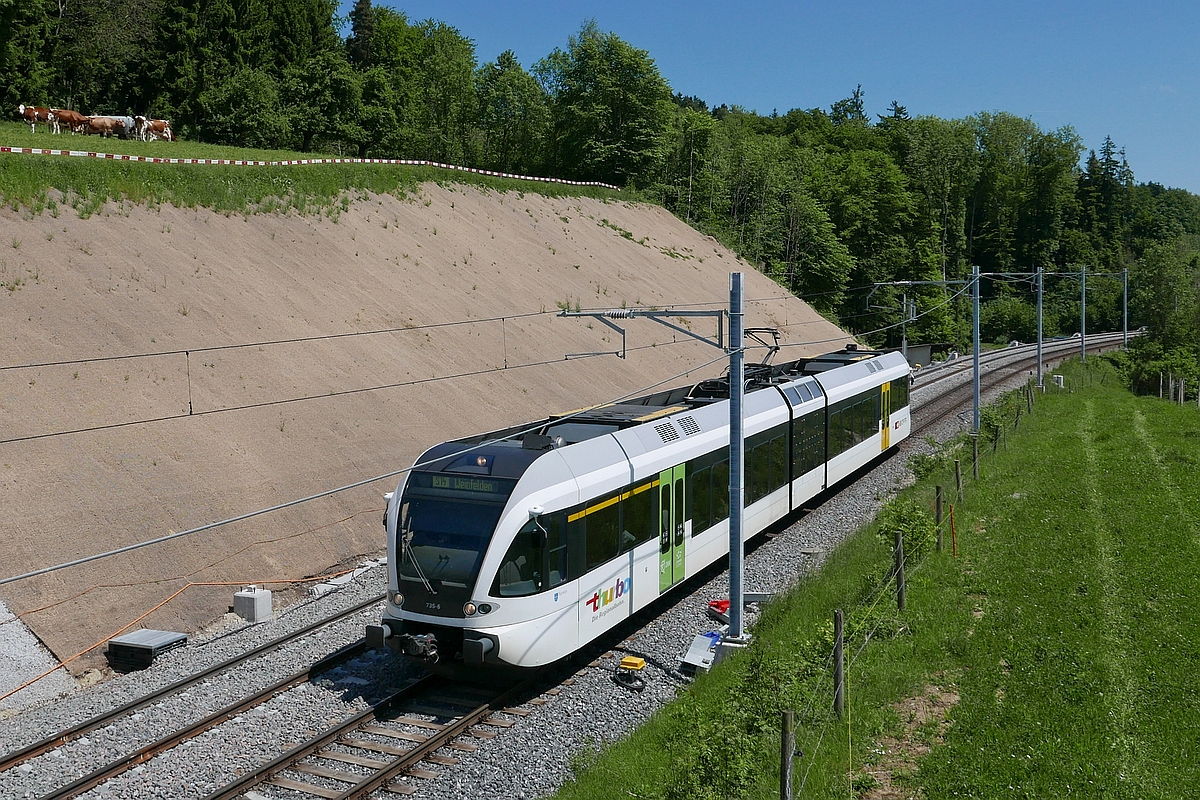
[1,1,1196,381]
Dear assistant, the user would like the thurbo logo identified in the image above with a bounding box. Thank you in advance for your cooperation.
[585,576,632,621]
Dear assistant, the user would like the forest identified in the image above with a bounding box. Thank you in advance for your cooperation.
[1,0,1196,387]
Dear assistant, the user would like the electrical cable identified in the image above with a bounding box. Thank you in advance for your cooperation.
[0,336,694,446]
[0,309,555,373]
[0,566,370,704]
[0,348,732,588]
[0,507,384,629]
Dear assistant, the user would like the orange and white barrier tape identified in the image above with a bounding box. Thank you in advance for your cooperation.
[0,146,621,190]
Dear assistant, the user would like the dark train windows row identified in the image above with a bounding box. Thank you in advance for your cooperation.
[491,480,656,598]
[891,377,909,410]
[792,410,824,476]
[689,423,788,536]
[828,388,881,458]
[688,450,730,538]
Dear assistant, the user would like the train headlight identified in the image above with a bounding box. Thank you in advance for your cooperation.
[478,603,492,615]
[463,602,477,616]
[392,592,404,607]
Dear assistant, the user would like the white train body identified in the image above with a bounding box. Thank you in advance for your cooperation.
[367,347,911,672]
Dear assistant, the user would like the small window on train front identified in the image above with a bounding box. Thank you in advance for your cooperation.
[492,521,543,597]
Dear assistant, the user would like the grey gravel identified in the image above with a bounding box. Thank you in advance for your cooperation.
[0,599,76,716]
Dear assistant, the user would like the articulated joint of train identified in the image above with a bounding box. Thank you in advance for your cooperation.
[366,620,497,665]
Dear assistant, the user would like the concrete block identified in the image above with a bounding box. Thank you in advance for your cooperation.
[233,585,272,624]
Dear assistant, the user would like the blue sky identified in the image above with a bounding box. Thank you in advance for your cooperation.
[343,1,1200,193]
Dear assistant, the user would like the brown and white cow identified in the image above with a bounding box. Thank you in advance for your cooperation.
[18,104,55,133]
[84,116,125,138]
[51,108,87,134]
[134,116,174,142]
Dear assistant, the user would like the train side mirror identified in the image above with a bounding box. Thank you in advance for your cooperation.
[527,506,547,547]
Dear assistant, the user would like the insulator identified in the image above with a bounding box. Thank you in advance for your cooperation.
[604,309,635,319]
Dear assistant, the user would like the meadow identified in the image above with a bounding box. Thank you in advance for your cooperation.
[0,122,620,217]
[553,357,1200,799]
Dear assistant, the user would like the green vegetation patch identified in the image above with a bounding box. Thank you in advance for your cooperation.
[0,123,620,218]
[554,359,1200,799]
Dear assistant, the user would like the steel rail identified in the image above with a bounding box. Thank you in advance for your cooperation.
[909,332,1124,438]
[202,671,539,800]
[0,592,385,773]
[335,676,535,799]
[36,639,368,800]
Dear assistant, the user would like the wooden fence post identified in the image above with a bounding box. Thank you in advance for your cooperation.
[894,531,906,612]
[955,459,962,501]
[834,609,845,719]
[935,486,943,552]
[780,710,794,800]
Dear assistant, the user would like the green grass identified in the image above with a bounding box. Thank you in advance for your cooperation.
[0,121,621,217]
[553,357,1200,800]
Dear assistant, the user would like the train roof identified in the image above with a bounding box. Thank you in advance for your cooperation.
[419,345,896,453]
[405,345,906,497]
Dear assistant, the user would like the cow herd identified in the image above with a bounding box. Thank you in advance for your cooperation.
[18,104,174,142]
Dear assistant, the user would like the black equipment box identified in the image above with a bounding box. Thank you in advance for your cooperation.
[105,629,187,671]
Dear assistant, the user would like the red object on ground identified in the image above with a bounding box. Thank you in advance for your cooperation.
[708,599,731,614]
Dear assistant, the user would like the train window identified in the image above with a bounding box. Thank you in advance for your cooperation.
[769,431,787,492]
[586,494,621,572]
[622,481,655,551]
[713,458,730,523]
[659,485,671,554]
[747,439,763,503]
[691,466,712,535]
[792,410,823,476]
[492,520,544,597]
[566,512,586,581]
[545,512,568,587]
[674,480,685,546]
[893,377,909,409]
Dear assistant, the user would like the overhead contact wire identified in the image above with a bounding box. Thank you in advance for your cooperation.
[0,349,732,588]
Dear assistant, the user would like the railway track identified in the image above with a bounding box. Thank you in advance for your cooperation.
[205,673,539,799]
[0,592,386,797]
[909,332,1126,437]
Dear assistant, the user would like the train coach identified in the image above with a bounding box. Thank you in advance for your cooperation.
[367,344,911,675]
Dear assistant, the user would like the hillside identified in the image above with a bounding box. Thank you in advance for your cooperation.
[0,181,850,672]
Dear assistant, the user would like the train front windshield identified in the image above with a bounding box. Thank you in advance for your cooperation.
[397,473,516,607]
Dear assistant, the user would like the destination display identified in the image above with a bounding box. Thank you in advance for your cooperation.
[432,475,502,493]
[409,472,513,497]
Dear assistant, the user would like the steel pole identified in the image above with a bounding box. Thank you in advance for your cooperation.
[973,264,981,433]
[728,272,745,640]
[1123,268,1128,350]
[1036,265,1044,388]
[901,291,907,361]
[1080,265,1087,363]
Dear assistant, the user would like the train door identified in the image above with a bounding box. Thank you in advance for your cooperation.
[658,465,686,593]
[881,382,892,450]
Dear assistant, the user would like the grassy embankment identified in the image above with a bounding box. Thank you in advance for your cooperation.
[553,357,1200,800]
[0,122,620,217]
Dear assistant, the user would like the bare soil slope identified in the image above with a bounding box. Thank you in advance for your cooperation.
[0,184,850,668]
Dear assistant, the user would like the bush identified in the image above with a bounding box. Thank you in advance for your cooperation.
[200,69,291,149]
[875,496,937,557]
[980,295,1037,344]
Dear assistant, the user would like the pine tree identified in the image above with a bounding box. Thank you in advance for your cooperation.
[346,0,374,67]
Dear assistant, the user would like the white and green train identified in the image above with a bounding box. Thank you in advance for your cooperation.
[367,345,911,674]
